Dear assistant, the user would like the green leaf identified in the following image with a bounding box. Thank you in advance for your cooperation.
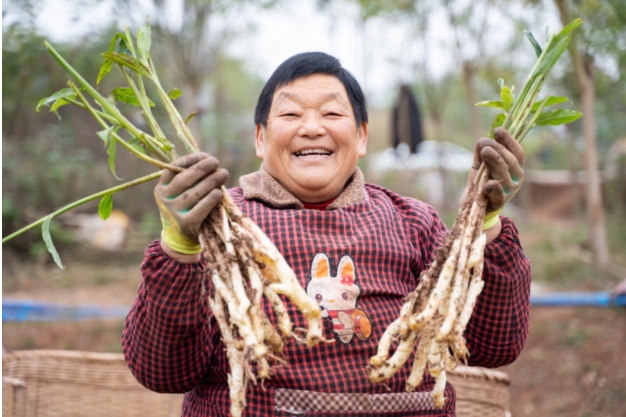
[107,132,123,180]
[497,78,505,90]
[476,100,504,109]
[128,137,147,155]
[108,32,126,53]
[97,125,116,146]
[98,194,114,220]
[185,111,198,124]
[97,60,113,87]
[42,216,65,270]
[501,86,514,112]
[36,88,76,112]
[555,18,583,42]
[524,30,542,58]
[167,88,182,100]
[490,113,506,138]
[531,96,570,112]
[50,98,70,113]
[535,109,582,126]
[136,19,152,62]
[101,52,150,76]
[531,34,570,78]
[109,87,155,107]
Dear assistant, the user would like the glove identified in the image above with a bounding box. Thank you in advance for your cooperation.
[469,127,525,230]
[154,153,229,254]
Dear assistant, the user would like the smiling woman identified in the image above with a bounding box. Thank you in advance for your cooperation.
[123,51,531,417]
[255,73,368,204]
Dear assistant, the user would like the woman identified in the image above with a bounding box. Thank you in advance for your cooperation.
[123,52,530,416]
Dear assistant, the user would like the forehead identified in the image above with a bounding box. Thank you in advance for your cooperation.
[271,74,350,108]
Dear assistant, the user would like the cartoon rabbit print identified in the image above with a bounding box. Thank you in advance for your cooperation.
[306,253,372,343]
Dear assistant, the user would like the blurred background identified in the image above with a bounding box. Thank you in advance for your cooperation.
[2,0,625,416]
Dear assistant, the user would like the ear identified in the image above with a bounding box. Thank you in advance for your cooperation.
[337,255,356,282]
[311,253,330,279]
[357,121,368,158]
[255,124,265,160]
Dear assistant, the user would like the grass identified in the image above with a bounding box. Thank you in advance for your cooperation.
[516,212,626,291]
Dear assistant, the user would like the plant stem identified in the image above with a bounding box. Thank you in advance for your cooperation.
[120,66,174,157]
[44,41,169,160]
[148,57,199,154]
[517,96,550,143]
[69,81,183,172]
[2,171,163,243]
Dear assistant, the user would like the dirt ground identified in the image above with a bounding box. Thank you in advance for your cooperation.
[3,245,626,416]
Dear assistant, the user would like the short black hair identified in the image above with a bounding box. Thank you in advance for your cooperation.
[254,52,368,127]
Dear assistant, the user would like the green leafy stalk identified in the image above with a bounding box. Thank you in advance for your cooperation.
[479,19,583,143]
[68,81,183,173]
[2,171,163,244]
[44,41,170,162]
[147,57,199,154]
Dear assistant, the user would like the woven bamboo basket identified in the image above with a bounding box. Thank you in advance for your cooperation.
[448,365,511,417]
[2,350,183,417]
[3,350,510,417]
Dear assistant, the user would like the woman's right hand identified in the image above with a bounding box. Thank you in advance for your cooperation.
[154,153,229,257]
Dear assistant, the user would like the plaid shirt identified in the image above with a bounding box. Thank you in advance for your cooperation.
[122,184,531,416]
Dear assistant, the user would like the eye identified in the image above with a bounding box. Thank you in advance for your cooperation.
[315,294,323,303]
[342,291,348,300]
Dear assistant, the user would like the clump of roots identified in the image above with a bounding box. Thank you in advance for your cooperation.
[199,189,332,417]
[367,168,490,409]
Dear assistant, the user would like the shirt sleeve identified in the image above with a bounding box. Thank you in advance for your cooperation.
[463,216,531,368]
[122,239,215,393]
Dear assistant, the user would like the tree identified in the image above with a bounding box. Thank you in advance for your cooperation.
[554,0,617,272]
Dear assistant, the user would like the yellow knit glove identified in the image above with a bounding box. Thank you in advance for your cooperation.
[482,206,504,231]
[159,211,202,255]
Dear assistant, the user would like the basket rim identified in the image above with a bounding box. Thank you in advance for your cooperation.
[448,365,510,385]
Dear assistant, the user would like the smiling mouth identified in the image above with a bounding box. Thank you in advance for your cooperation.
[294,149,333,157]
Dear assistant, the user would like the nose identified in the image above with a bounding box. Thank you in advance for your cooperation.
[298,113,325,138]
[328,299,336,303]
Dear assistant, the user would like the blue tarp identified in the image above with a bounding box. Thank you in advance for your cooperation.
[2,292,625,322]
[2,299,129,322]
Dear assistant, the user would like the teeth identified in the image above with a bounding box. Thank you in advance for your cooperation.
[296,149,332,156]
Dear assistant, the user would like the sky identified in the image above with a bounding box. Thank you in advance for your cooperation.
[24,0,472,107]
[14,0,570,108]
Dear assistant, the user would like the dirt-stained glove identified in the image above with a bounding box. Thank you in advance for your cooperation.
[469,127,525,230]
[154,153,229,254]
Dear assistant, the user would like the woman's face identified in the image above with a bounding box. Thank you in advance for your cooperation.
[255,74,368,203]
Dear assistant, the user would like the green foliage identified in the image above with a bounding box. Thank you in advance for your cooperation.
[42,216,65,269]
[98,194,114,220]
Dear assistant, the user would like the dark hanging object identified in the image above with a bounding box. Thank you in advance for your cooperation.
[391,84,424,154]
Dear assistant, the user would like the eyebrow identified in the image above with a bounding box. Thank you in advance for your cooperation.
[276,91,346,104]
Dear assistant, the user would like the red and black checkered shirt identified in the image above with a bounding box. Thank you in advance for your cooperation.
[122,184,531,416]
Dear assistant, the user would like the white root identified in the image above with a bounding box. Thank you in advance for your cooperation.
[432,370,447,409]
[457,261,485,330]
[368,169,491,409]
[436,199,482,342]
[368,332,418,383]
[201,194,331,417]
[409,233,464,331]
[208,294,246,417]
[370,317,402,367]
[466,233,487,269]
[406,332,432,391]
[263,285,293,338]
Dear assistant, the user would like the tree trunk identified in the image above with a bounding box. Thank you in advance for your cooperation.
[555,0,610,272]
[462,61,483,141]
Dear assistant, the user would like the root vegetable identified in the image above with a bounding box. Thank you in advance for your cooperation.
[367,20,583,409]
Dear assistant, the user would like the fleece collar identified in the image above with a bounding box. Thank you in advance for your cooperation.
[239,166,367,210]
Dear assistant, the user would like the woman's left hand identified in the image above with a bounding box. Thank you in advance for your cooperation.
[470,127,525,213]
